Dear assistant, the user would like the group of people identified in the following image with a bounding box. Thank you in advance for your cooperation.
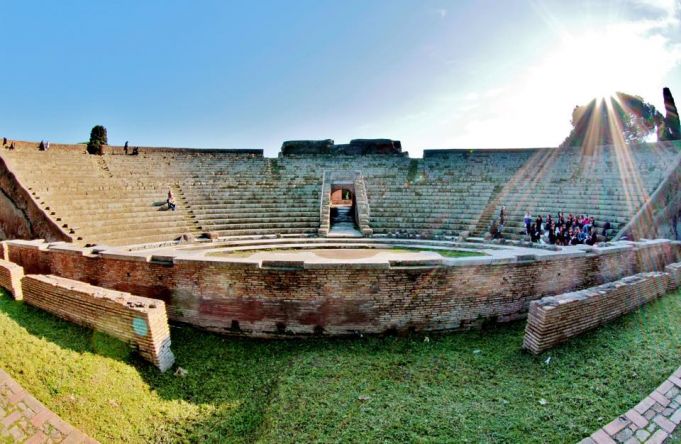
[490,206,611,246]
[2,138,15,150]
[523,211,609,246]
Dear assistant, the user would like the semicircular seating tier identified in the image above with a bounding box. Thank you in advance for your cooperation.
[0,140,679,246]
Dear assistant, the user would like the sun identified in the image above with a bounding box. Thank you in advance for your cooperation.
[526,26,662,107]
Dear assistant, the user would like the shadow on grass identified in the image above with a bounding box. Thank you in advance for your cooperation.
[0,291,289,442]
[1,289,680,443]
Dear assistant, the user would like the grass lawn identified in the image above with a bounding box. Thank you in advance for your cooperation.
[0,289,680,443]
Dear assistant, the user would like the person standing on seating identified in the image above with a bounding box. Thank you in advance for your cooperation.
[524,211,532,235]
[498,206,505,235]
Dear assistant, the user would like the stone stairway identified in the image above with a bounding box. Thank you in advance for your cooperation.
[328,206,362,237]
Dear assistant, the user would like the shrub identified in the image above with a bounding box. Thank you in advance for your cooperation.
[87,125,108,155]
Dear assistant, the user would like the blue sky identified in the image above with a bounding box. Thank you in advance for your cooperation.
[1,0,680,157]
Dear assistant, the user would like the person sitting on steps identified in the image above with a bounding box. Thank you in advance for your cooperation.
[167,189,176,211]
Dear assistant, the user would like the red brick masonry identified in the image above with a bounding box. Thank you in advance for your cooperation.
[0,239,677,337]
[0,258,23,300]
[20,274,175,372]
[523,271,671,354]
[581,366,681,444]
[0,368,97,443]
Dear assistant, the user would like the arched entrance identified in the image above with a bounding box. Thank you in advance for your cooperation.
[331,188,353,205]
[329,183,359,235]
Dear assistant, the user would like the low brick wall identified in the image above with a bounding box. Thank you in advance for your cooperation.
[0,258,23,300]
[666,262,681,290]
[523,272,671,354]
[582,366,681,443]
[2,239,679,337]
[22,275,175,371]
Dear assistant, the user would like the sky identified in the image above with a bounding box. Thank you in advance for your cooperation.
[1,0,680,157]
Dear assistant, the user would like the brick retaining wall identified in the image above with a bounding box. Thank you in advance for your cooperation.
[0,258,23,300]
[666,262,681,291]
[523,271,672,354]
[22,275,175,371]
[1,240,677,337]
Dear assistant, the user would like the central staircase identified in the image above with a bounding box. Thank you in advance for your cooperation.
[328,206,362,237]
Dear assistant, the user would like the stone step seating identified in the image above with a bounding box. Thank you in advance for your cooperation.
[366,190,493,199]
[191,207,317,217]
[191,202,317,212]
[499,184,651,198]
[197,214,319,225]
[81,224,197,241]
[2,141,677,244]
[74,218,192,235]
[200,221,318,232]
[371,207,485,216]
[370,224,475,234]
[39,200,187,221]
[32,184,195,244]
[497,197,648,210]
[63,215,192,234]
[41,193,177,209]
[184,179,321,234]
[501,206,632,221]
[210,227,318,237]
[494,203,640,220]
[474,142,678,240]
[185,192,319,203]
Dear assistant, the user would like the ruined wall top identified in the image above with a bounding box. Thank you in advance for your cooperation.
[280,139,405,157]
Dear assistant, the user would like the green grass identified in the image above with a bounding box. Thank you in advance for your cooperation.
[1,289,680,443]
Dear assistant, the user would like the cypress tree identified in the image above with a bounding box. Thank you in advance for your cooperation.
[87,125,108,155]
[661,87,680,141]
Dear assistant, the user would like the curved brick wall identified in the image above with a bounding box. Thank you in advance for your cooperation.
[0,239,678,337]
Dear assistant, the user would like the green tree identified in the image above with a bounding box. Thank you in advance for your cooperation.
[561,92,660,147]
[87,125,108,155]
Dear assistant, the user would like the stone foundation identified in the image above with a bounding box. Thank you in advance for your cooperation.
[21,274,175,371]
[523,271,672,354]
